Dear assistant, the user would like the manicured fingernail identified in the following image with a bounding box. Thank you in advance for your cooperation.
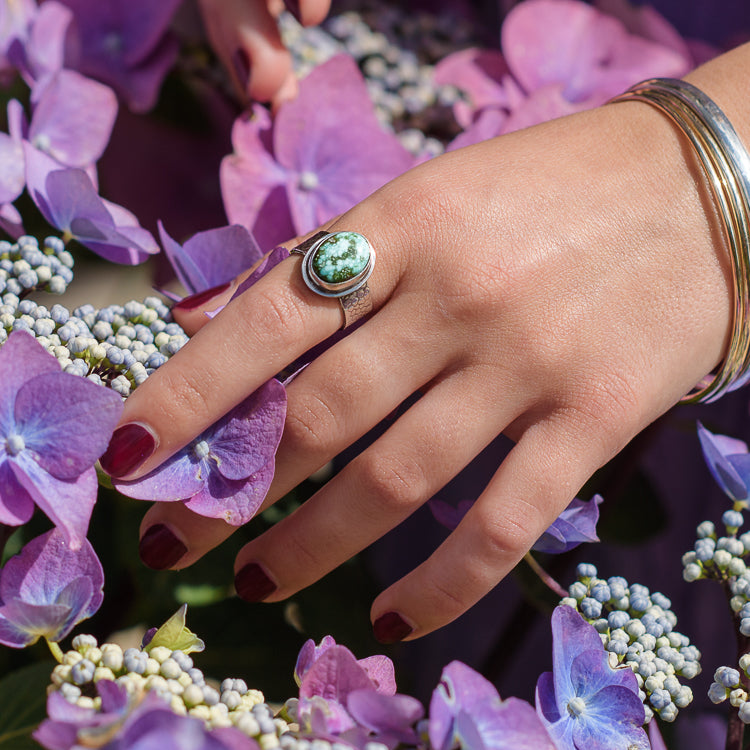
[139,524,187,570]
[99,423,156,478]
[373,611,413,644]
[231,48,251,90]
[173,282,231,311]
[235,562,277,602]
[283,0,303,23]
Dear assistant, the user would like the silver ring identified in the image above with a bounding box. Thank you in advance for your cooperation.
[290,231,375,329]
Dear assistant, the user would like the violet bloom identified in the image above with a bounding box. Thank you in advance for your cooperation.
[0,331,123,547]
[35,683,254,750]
[24,143,159,264]
[221,54,415,250]
[158,222,265,298]
[114,380,286,525]
[0,0,36,77]
[0,528,103,648]
[429,661,555,750]
[297,642,412,738]
[697,421,750,506]
[429,495,602,554]
[532,495,603,554]
[295,636,396,694]
[54,0,182,113]
[536,605,648,750]
[437,0,691,147]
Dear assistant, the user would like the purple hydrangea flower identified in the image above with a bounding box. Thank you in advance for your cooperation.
[532,495,603,554]
[429,661,555,750]
[158,222,265,298]
[295,636,396,695]
[27,69,118,168]
[437,0,692,148]
[536,605,648,750]
[54,0,182,113]
[221,54,415,250]
[0,331,123,547]
[0,0,36,78]
[113,380,286,525]
[297,642,404,738]
[35,682,254,750]
[429,495,602,554]
[24,143,159,264]
[697,421,750,506]
[0,527,103,648]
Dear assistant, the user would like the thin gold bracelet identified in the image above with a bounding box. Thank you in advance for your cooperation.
[611,78,750,404]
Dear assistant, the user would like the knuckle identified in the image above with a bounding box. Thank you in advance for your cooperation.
[248,286,310,349]
[284,392,339,453]
[474,501,538,563]
[354,451,430,515]
[156,367,215,425]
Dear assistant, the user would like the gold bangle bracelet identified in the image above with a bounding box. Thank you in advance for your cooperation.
[611,78,750,404]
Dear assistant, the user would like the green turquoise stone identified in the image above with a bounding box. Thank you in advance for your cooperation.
[312,232,370,284]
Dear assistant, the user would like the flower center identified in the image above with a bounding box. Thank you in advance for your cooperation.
[193,440,211,461]
[31,133,51,153]
[5,433,25,456]
[567,696,587,718]
[298,171,319,191]
[103,32,123,55]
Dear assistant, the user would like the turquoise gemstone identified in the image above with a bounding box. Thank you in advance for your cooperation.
[312,232,370,284]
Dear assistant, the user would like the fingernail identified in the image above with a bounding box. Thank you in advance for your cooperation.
[99,423,156,478]
[373,611,413,644]
[231,48,251,90]
[173,282,231,311]
[235,562,277,602]
[283,0,303,23]
[139,524,187,570]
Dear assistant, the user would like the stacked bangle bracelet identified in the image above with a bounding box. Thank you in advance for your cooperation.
[610,78,750,404]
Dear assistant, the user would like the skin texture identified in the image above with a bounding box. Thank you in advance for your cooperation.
[116,41,750,640]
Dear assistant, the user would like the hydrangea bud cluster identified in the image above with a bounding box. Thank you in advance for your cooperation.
[560,563,700,723]
[0,234,187,396]
[681,516,749,592]
[280,0,471,157]
[50,634,294,744]
[706,661,750,723]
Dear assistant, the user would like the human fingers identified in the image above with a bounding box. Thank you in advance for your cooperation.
[197,0,291,103]
[281,0,332,26]
[368,414,623,642]
[231,364,529,604]
[136,289,453,569]
[101,215,407,483]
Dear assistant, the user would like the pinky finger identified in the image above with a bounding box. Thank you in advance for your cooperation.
[369,419,612,643]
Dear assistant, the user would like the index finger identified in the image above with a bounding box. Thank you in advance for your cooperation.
[99,222,396,481]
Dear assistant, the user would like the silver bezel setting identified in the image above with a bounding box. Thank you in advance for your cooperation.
[299,232,375,299]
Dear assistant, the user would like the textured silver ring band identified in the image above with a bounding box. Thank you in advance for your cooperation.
[290,230,375,329]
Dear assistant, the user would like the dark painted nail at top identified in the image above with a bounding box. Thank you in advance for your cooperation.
[139,524,187,570]
[373,611,413,644]
[235,562,277,602]
[173,282,231,311]
[99,423,156,478]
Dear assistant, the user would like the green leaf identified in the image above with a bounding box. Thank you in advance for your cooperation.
[0,661,52,748]
[144,604,205,654]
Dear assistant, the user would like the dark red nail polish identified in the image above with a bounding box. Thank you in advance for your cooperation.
[173,282,231,311]
[139,524,187,570]
[231,48,251,90]
[283,0,303,23]
[373,611,413,644]
[235,563,277,602]
[99,423,156,478]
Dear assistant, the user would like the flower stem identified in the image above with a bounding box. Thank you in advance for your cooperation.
[46,638,64,663]
[523,552,567,598]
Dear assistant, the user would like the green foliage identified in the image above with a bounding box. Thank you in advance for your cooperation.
[145,604,205,654]
[0,662,51,748]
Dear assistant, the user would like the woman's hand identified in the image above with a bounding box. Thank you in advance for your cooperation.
[100,47,750,641]
[197,0,331,104]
